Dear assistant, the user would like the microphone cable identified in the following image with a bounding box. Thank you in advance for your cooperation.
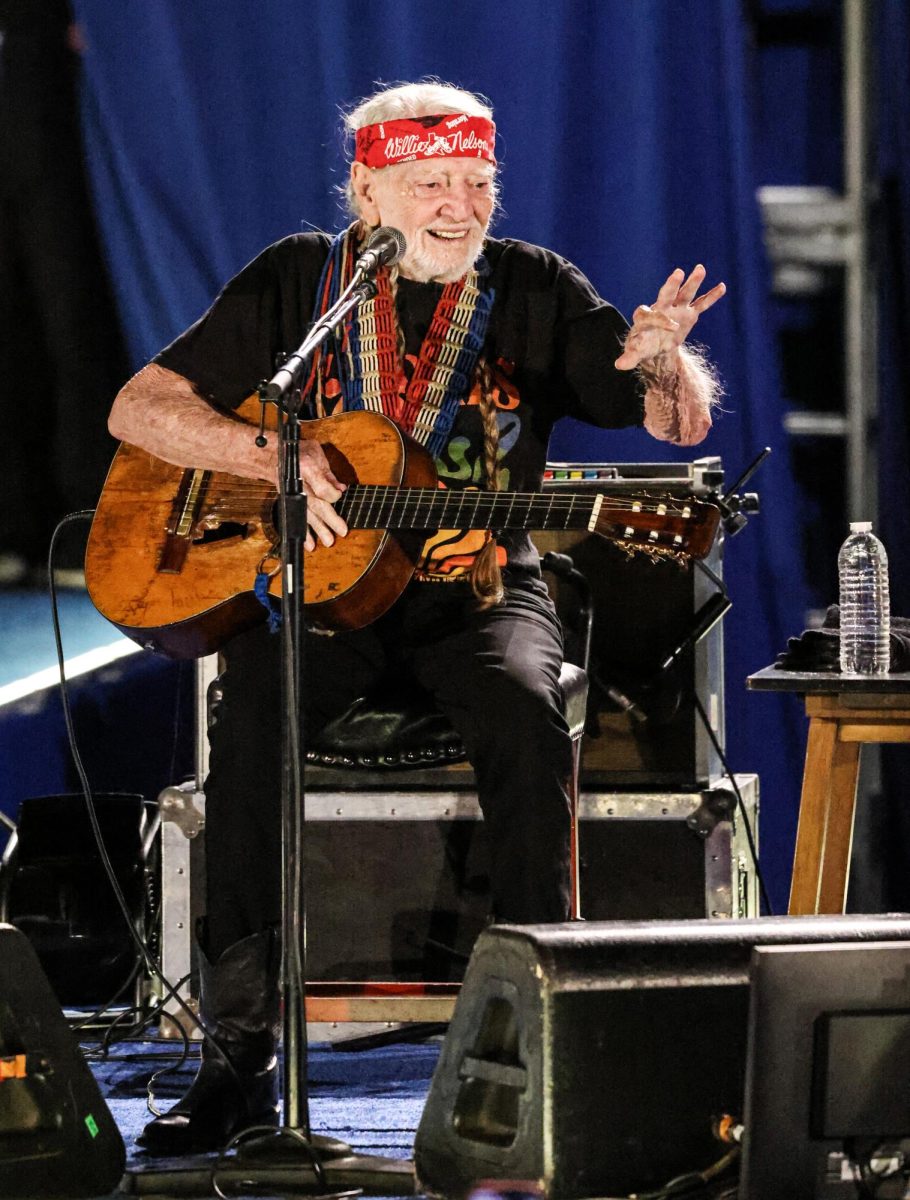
[691,687,772,917]
[44,513,196,1020]
[42,512,259,1118]
[688,560,772,916]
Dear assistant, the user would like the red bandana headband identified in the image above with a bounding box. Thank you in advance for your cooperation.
[354,113,497,169]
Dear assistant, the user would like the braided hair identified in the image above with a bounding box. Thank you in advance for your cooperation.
[378,218,503,608]
[469,356,505,608]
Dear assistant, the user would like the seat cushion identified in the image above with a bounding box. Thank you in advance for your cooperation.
[307,664,588,770]
[307,682,467,769]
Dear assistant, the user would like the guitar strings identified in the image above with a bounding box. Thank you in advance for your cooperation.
[151,480,707,517]
[110,489,706,519]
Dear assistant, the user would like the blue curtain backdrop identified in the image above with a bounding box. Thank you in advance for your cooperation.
[73,0,818,910]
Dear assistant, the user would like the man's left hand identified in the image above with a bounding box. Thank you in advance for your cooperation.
[614,265,726,371]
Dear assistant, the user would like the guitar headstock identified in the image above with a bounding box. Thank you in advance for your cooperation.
[591,495,721,561]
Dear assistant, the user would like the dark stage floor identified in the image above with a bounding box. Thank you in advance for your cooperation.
[85,1032,438,1199]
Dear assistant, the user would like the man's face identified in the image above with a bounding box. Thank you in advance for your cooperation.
[352,158,496,283]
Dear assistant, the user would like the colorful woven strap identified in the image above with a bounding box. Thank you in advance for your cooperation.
[309,225,493,455]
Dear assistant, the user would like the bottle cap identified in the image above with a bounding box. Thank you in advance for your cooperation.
[849,521,873,532]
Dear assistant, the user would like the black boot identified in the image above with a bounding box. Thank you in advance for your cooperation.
[138,923,281,1156]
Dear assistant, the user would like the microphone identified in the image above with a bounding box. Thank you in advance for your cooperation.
[261,226,408,402]
[354,226,407,275]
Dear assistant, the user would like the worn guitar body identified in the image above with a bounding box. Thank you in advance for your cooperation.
[86,410,436,658]
[86,408,720,660]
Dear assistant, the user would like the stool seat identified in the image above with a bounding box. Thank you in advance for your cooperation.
[306,661,588,770]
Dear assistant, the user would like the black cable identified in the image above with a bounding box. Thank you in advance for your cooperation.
[98,966,196,1060]
[70,954,145,1033]
[72,897,163,1034]
[589,546,770,917]
[99,1002,159,1056]
[79,971,188,1065]
[145,1008,193,1117]
[843,1138,905,1199]
[50,515,299,1149]
[48,514,195,1010]
[586,1146,740,1199]
[211,1125,332,1199]
[166,659,189,788]
[46,514,253,1103]
[691,688,772,917]
[686,556,772,916]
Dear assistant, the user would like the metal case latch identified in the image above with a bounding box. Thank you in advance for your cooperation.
[686,788,735,838]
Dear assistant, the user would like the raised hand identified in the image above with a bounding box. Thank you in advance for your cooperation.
[614,265,726,371]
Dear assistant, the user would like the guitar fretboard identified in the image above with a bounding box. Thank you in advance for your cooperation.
[336,487,599,531]
[335,486,688,532]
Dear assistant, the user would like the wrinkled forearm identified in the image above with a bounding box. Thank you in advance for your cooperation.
[639,346,720,446]
[108,363,277,483]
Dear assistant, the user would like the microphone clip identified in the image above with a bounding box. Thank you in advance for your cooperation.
[708,446,769,537]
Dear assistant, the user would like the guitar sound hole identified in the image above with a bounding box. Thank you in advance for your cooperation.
[193,521,249,546]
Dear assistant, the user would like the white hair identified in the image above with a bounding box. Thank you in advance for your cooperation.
[343,80,493,133]
[342,79,497,219]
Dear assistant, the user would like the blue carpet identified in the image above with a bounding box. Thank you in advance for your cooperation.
[87,1039,440,1162]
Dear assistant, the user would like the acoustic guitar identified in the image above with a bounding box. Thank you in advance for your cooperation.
[85,409,720,659]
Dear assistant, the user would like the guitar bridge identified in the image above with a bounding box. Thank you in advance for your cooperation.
[158,468,212,574]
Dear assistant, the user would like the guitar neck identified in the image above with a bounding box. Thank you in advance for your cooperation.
[336,486,601,531]
[333,485,718,558]
[336,486,699,532]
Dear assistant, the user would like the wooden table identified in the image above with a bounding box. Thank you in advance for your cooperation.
[748,667,910,914]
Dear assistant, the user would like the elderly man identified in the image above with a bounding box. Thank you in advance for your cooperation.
[110,80,725,1154]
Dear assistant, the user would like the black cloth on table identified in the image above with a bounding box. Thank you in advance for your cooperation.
[775,604,910,673]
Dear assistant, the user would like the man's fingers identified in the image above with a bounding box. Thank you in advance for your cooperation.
[691,281,727,312]
[298,441,348,541]
[676,263,707,304]
[619,266,725,371]
[306,475,345,503]
[655,268,685,305]
[305,496,348,548]
[299,441,347,499]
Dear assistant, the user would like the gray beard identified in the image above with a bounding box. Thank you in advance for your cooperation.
[400,233,486,283]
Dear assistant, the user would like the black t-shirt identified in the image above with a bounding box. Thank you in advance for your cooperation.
[154,233,644,577]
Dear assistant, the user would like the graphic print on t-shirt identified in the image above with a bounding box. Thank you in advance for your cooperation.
[320,344,522,580]
[415,378,519,579]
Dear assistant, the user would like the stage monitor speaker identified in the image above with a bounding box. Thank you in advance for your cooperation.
[538,457,725,788]
[0,923,125,1198]
[0,793,156,1006]
[414,915,910,1200]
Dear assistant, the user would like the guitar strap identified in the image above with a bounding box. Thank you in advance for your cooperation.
[306,224,494,457]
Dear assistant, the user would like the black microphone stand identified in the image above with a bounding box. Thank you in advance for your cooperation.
[234,269,401,1193]
[135,263,419,1197]
[263,270,379,1149]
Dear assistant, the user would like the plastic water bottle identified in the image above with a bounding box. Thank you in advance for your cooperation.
[838,521,890,675]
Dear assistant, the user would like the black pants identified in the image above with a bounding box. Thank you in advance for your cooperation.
[204,576,573,958]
